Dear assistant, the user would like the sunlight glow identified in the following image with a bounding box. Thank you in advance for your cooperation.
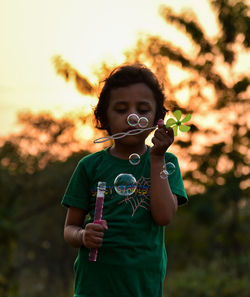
[0,0,217,138]
[0,0,249,154]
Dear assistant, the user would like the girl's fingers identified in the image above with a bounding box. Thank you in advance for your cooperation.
[92,230,104,238]
[100,220,108,230]
[151,125,174,156]
[87,222,106,231]
[151,136,161,147]
[86,237,103,248]
[84,230,104,248]
[91,236,103,244]
[156,119,174,139]
[154,129,168,141]
[166,127,174,140]
[84,219,108,249]
[154,126,173,143]
[87,226,105,237]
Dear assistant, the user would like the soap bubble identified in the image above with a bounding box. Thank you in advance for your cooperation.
[129,153,140,165]
[166,162,175,175]
[160,170,168,179]
[127,114,139,126]
[160,162,176,179]
[138,117,149,128]
[114,173,137,196]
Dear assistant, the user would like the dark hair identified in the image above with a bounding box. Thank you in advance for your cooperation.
[94,64,167,134]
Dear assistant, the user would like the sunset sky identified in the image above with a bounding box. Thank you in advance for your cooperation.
[0,0,238,138]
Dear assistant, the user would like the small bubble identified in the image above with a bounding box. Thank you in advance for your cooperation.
[138,117,149,128]
[127,114,139,126]
[160,170,168,179]
[160,162,175,179]
[166,162,175,175]
[114,173,137,196]
[129,153,140,165]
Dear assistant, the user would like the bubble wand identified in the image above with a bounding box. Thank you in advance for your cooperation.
[89,181,107,262]
[93,110,192,143]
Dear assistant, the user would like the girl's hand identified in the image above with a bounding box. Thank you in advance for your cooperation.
[82,220,108,249]
[150,119,174,157]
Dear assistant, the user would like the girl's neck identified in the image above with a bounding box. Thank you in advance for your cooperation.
[109,143,148,159]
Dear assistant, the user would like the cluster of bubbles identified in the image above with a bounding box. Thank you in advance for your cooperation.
[93,114,155,144]
[127,113,149,167]
[111,113,175,196]
[114,161,176,196]
[127,113,149,129]
[114,114,145,196]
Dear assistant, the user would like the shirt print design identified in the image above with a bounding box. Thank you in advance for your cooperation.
[118,176,151,216]
[91,176,151,216]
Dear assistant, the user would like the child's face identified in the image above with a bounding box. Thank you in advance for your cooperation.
[106,83,157,145]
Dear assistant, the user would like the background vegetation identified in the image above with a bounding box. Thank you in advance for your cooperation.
[0,0,249,296]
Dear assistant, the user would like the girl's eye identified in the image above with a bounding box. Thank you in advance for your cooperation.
[115,109,127,114]
[138,110,150,114]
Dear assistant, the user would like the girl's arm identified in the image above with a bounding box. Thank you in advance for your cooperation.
[64,207,108,248]
[150,122,178,226]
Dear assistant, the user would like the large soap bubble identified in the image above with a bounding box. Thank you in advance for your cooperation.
[114,173,137,196]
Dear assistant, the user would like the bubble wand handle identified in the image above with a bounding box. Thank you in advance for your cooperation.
[89,182,106,262]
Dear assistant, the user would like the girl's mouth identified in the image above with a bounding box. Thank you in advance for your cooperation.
[124,127,136,132]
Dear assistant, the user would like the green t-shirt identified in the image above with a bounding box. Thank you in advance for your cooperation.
[62,147,187,297]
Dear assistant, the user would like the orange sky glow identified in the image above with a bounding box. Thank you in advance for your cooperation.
[0,0,249,155]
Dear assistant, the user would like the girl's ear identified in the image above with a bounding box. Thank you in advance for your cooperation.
[102,120,109,130]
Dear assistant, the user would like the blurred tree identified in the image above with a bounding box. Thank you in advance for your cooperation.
[15,151,89,297]
[14,111,82,166]
[52,55,95,95]
[122,0,250,275]
[0,142,23,297]
[0,113,90,297]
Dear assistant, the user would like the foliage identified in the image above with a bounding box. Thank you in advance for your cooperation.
[164,255,250,297]
[125,0,250,257]
[15,151,89,297]
[0,114,90,297]
[52,55,95,95]
[125,0,250,294]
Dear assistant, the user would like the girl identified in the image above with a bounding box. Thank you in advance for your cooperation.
[62,64,187,297]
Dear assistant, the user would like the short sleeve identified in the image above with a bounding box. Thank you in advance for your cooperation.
[165,153,188,206]
[61,159,90,211]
